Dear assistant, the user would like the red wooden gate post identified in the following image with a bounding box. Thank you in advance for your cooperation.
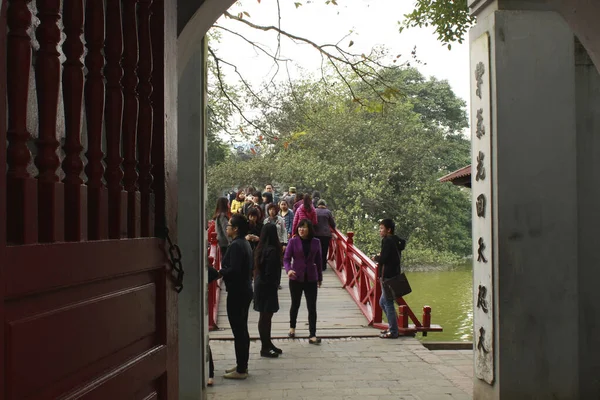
[137,0,155,237]
[35,0,65,243]
[6,0,38,244]
[84,0,108,240]
[62,0,87,241]
[104,0,125,239]
[122,0,140,238]
[150,0,165,236]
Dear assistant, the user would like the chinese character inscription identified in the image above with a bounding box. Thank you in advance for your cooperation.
[476,151,486,181]
[477,285,489,313]
[476,194,486,217]
[475,62,485,99]
[476,108,485,139]
[477,326,489,353]
[477,237,487,263]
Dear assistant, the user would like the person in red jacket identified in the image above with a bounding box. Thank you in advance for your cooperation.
[292,194,318,235]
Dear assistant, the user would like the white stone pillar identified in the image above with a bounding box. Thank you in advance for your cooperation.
[574,38,600,398]
[469,2,579,398]
[177,36,209,399]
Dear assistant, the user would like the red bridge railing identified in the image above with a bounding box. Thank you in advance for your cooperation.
[207,221,222,331]
[329,228,442,336]
[207,223,441,336]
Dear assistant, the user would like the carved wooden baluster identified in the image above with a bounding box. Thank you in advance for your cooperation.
[6,0,38,244]
[122,0,140,238]
[138,0,154,237]
[62,0,86,241]
[35,0,64,243]
[104,0,124,239]
[84,0,108,240]
[151,0,164,236]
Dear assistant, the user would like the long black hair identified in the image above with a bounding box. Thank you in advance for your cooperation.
[254,223,283,275]
[295,218,315,239]
[303,194,313,211]
[212,197,230,220]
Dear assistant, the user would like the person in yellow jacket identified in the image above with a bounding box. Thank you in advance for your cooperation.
[231,189,246,214]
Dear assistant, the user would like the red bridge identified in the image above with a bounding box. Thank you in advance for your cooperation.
[208,224,442,338]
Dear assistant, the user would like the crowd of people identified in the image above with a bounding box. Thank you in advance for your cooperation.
[207,184,407,384]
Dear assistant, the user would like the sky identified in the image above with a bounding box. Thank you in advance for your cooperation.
[210,0,471,139]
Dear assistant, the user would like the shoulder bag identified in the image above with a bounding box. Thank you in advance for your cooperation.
[380,248,412,299]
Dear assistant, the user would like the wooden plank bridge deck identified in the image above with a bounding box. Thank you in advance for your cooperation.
[209,268,380,340]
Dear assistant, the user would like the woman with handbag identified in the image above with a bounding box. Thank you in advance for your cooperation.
[375,218,407,339]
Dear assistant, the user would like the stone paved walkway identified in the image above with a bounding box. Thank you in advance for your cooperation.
[210,268,379,340]
[207,337,473,399]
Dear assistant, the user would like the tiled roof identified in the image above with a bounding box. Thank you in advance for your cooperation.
[438,165,471,183]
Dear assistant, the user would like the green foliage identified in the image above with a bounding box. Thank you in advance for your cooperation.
[208,67,472,267]
[400,0,475,48]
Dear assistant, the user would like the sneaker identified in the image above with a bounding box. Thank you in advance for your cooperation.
[225,366,248,374]
[224,371,248,380]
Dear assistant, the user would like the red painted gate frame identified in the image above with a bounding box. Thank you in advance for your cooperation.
[1,1,8,396]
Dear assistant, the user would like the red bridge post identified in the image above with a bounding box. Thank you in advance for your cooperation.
[398,305,409,329]
[422,306,431,328]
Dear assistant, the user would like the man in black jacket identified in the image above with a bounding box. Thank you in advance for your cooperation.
[219,214,253,379]
[374,218,407,339]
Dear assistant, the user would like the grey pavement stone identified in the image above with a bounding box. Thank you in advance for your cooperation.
[207,338,473,399]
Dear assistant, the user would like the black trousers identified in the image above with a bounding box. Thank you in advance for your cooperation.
[289,280,318,337]
[208,344,214,378]
[316,236,330,270]
[226,288,253,373]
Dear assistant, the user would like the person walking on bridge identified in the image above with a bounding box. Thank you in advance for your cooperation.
[292,194,318,235]
[374,218,407,339]
[219,214,253,379]
[314,199,336,271]
[253,223,283,358]
[284,219,323,344]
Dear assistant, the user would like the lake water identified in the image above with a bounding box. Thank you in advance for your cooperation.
[404,263,473,342]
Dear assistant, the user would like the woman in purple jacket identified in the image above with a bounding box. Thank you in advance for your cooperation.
[284,219,323,344]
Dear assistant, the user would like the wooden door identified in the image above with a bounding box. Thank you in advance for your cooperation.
[1,0,178,398]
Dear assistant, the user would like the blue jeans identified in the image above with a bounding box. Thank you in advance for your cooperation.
[379,282,398,336]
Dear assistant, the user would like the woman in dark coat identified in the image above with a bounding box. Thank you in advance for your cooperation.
[253,223,283,357]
